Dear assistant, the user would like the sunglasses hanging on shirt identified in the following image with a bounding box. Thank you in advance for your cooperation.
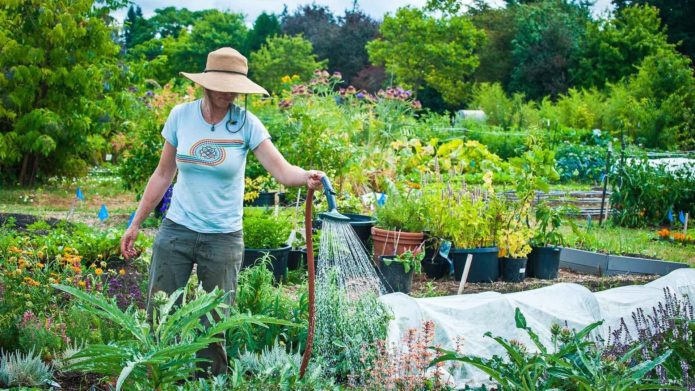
[209,95,248,134]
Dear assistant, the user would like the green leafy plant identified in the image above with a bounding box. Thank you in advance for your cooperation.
[382,248,424,274]
[52,283,294,391]
[243,207,292,249]
[532,203,579,247]
[432,308,677,390]
[374,186,425,233]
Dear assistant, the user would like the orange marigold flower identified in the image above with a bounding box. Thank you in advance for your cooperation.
[72,266,82,274]
[36,262,44,268]
[95,268,103,276]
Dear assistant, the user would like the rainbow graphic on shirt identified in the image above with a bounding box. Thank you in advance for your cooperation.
[176,139,244,166]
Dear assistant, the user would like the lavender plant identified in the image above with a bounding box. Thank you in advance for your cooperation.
[604,288,694,387]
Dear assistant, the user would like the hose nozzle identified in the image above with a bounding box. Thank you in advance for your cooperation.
[319,176,349,222]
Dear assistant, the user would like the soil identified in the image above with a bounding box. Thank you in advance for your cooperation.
[410,268,660,297]
[53,371,111,391]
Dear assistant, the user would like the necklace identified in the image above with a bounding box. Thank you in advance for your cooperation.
[201,97,247,134]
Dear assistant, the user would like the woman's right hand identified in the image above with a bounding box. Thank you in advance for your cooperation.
[120,226,140,259]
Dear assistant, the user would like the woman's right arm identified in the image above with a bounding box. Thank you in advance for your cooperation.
[120,142,178,258]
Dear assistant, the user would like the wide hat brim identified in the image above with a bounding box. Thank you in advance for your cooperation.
[180,72,269,95]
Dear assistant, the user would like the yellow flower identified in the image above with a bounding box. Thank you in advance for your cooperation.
[119,269,126,276]
[15,268,22,276]
[36,262,44,268]
[100,261,107,268]
[72,266,82,274]
[78,281,86,288]
[281,75,292,83]
[95,268,103,276]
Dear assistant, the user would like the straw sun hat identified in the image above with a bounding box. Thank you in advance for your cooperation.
[180,47,269,95]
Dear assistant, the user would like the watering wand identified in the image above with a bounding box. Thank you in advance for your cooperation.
[300,176,348,378]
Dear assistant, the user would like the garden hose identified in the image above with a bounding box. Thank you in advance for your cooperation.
[299,187,316,378]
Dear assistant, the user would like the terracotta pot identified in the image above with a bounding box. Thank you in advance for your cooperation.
[371,226,425,265]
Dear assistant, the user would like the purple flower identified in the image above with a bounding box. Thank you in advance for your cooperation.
[356,92,365,100]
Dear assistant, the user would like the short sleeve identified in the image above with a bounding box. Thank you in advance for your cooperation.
[244,111,271,150]
[161,106,179,147]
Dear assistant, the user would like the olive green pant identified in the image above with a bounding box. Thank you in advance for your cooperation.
[147,218,243,376]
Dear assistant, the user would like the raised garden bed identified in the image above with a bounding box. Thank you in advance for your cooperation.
[559,247,689,276]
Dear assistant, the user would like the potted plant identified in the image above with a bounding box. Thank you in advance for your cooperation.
[424,174,502,283]
[379,248,424,294]
[244,175,285,207]
[315,192,375,252]
[528,203,577,279]
[497,225,533,282]
[242,207,292,282]
[371,184,425,265]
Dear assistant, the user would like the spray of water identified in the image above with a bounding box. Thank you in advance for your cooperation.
[313,220,391,378]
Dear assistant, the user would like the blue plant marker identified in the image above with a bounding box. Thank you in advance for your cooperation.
[438,240,454,275]
[127,212,136,228]
[98,204,109,222]
[679,210,686,225]
[587,214,592,228]
[75,187,85,201]
[667,208,674,223]
[377,193,386,207]
[470,160,475,168]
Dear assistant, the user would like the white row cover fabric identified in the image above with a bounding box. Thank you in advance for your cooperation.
[379,268,695,388]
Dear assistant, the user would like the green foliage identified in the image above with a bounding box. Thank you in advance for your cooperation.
[382,248,424,274]
[246,12,282,54]
[249,34,327,94]
[554,143,607,183]
[0,0,123,184]
[469,5,516,87]
[53,283,292,391]
[367,6,485,105]
[470,83,538,130]
[374,187,425,233]
[432,308,675,390]
[573,5,673,89]
[230,263,307,355]
[243,207,292,249]
[0,349,55,388]
[613,0,695,63]
[610,160,695,227]
[532,202,578,247]
[509,0,590,100]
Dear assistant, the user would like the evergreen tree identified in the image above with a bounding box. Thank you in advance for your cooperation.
[247,12,281,54]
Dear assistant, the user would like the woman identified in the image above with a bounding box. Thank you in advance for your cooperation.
[119,47,324,375]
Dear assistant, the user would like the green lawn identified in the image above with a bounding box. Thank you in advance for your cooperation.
[562,222,695,265]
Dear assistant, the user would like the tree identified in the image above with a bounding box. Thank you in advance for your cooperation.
[246,12,281,54]
[468,3,517,89]
[148,7,198,39]
[366,6,485,105]
[280,4,339,63]
[0,0,122,185]
[124,5,152,49]
[249,35,327,94]
[613,0,695,62]
[508,0,590,100]
[572,5,674,88]
[330,8,380,85]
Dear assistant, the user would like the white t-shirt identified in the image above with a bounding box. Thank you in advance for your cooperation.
[161,99,270,233]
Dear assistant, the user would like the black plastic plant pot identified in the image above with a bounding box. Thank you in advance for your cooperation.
[343,213,376,252]
[287,248,304,270]
[421,252,449,279]
[500,257,527,282]
[243,244,291,283]
[379,255,414,294]
[249,191,285,207]
[527,246,561,279]
[452,247,499,283]
[300,248,321,271]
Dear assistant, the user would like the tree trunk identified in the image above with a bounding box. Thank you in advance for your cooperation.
[29,155,39,187]
[19,153,30,186]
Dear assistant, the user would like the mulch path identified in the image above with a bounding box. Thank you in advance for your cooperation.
[410,268,660,297]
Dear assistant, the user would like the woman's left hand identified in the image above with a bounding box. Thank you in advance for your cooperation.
[306,170,325,190]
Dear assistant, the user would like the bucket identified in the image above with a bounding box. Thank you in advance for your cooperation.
[243,244,290,282]
[287,248,304,270]
[379,255,414,294]
[452,247,499,282]
[527,246,561,279]
[500,257,527,282]
[371,227,424,265]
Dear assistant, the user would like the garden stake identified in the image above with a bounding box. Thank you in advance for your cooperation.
[300,177,348,378]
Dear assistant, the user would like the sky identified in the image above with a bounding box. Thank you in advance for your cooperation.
[113,0,614,25]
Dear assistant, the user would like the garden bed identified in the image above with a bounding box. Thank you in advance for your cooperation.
[410,268,660,297]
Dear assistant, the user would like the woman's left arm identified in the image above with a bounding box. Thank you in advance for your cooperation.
[253,139,324,190]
